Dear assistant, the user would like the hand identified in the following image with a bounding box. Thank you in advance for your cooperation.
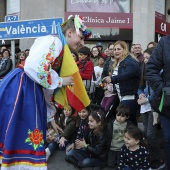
[62,76,74,86]
[138,96,148,105]
[66,143,74,152]
[50,120,64,134]
[75,138,86,149]
[102,76,111,83]
[59,137,67,147]
[139,93,146,99]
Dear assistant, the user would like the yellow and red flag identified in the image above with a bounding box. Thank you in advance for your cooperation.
[54,24,90,111]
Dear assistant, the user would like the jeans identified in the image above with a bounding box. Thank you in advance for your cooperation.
[121,98,138,126]
[73,149,106,168]
[159,114,170,169]
[142,111,161,160]
[47,142,58,154]
[66,144,85,161]
[58,140,69,150]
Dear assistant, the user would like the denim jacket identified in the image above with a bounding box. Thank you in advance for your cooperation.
[138,82,154,103]
[111,55,141,96]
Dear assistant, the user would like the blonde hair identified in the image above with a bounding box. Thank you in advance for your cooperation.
[113,41,129,68]
[61,17,75,35]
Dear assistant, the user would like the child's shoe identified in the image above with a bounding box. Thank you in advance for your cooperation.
[45,148,51,161]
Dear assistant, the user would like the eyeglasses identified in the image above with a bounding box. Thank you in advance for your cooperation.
[109,48,114,51]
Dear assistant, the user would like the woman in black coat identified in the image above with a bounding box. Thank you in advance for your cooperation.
[0,49,12,81]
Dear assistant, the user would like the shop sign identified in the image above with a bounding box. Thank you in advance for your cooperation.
[155,17,170,35]
[65,12,133,29]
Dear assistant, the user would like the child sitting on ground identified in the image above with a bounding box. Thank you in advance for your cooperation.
[116,125,151,170]
[45,105,76,161]
[65,109,109,169]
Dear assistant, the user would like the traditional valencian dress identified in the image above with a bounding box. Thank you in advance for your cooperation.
[0,32,64,169]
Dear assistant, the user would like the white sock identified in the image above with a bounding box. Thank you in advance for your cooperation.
[45,148,51,161]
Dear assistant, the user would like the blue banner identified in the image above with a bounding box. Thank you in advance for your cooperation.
[0,18,63,40]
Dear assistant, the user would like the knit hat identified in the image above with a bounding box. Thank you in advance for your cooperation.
[96,42,103,47]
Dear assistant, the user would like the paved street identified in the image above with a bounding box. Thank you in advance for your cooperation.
[47,122,167,170]
[47,150,113,170]
[0,123,167,170]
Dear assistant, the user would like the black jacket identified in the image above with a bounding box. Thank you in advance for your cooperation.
[111,55,141,96]
[0,58,12,78]
[59,115,77,140]
[146,35,170,116]
[85,130,109,161]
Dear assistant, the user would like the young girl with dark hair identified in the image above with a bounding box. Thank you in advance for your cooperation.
[117,125,151,170]
[71,50,79,62]
[77,46,94,95]
[77,46,94,80]
[65,106,91,157]
[65,109,109,169]
[45,105,76,160]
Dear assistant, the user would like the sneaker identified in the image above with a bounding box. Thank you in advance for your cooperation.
[150,159,166,170]
[65,155,78,166]
[45,148,51,161]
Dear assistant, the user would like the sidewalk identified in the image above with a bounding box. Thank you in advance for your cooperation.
[47,122,167,170]
[47,150,113,170]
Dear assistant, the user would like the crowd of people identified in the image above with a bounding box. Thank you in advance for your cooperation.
[0,15,169,170]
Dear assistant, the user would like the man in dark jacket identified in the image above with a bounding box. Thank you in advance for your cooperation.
[134,44,144,67]
[146,35,170,170]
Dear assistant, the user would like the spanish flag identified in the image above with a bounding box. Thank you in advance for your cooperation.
[54,24,90,111]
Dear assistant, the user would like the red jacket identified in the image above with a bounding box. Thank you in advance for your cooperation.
[77,60,94,80]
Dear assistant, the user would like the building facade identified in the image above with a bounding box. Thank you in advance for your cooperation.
[0,0,169,51]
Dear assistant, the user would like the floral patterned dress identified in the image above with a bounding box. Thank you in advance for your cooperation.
[0,35,64,170]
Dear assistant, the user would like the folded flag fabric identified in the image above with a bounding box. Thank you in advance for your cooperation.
[54,23,90,111]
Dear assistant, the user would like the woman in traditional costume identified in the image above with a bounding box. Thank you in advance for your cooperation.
[0,16,91,170]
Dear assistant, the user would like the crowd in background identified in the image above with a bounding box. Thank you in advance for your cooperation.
[44,40,166,170]
[0,40,167,170]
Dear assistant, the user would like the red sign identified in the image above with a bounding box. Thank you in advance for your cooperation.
[155,17,170,35]
[155,11,165,20]
[65,12,133,29]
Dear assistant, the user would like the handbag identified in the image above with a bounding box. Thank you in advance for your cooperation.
[159,87,170,112]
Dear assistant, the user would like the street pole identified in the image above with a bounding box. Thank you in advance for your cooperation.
[11,40,15,69]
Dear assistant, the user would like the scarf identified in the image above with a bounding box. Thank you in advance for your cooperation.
[0,58,8,71]
[76,119,86,140]
[77,58,89,72]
